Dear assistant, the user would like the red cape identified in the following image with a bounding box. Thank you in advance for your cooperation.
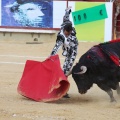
[17,55,70,102]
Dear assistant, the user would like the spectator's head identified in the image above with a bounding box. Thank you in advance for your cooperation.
[5,0,52,27]
[63,24,73,38]
[11,2,44,27]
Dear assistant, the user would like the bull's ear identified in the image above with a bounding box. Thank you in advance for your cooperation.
[74,66,87,74]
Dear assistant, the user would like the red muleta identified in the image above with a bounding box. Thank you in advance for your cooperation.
[17,55,70,102]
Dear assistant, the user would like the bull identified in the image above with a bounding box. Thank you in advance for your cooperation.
[72,40,120,102]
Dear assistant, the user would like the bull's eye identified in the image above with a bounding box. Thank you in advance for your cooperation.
[78,74,84,80]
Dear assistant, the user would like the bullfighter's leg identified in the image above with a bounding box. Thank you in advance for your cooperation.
[63,54,76,77]
[116,82,120,95]
[62,52,76,98]
[97,84,116,102]
[62,56,72,98]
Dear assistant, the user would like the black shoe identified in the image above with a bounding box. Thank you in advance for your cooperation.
[63,93,70,98]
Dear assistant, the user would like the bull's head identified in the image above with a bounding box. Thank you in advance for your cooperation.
[72,63,93,94]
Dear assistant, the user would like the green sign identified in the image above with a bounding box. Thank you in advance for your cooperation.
[72,4,108,25]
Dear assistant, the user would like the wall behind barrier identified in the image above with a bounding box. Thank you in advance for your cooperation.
[0,0,113,42]
[68,1,113,42]
[0,0,68,28]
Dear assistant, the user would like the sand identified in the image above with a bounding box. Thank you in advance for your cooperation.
[0,40,120,120]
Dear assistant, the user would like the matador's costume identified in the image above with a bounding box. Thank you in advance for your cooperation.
[51,8,78,76]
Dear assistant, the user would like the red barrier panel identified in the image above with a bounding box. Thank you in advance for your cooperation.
[17,55,70,102]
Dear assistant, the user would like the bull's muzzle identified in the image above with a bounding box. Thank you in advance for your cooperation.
[79,89,87,94]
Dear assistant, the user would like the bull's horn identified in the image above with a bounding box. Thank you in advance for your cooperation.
[74,66,87,74]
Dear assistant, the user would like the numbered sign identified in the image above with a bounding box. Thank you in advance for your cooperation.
[72,4,108,25]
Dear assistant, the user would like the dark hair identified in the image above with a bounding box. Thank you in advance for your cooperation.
[17,0,51,4]
[63,24,73,32]
[17,0,25,4]
[10,4,20,12]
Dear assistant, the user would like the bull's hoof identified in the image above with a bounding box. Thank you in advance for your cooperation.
[110,98,117,103]
[63,93,70,98]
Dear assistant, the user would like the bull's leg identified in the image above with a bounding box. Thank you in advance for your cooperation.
[97,83,116,102]
[116,82,120,95]
[106,90,116,102]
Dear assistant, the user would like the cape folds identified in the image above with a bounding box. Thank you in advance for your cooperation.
[17,55,70,102]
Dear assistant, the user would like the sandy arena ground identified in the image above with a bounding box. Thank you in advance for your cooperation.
[0,40,120,120]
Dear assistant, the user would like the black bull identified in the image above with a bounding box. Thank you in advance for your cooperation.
[72,39,120,102]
